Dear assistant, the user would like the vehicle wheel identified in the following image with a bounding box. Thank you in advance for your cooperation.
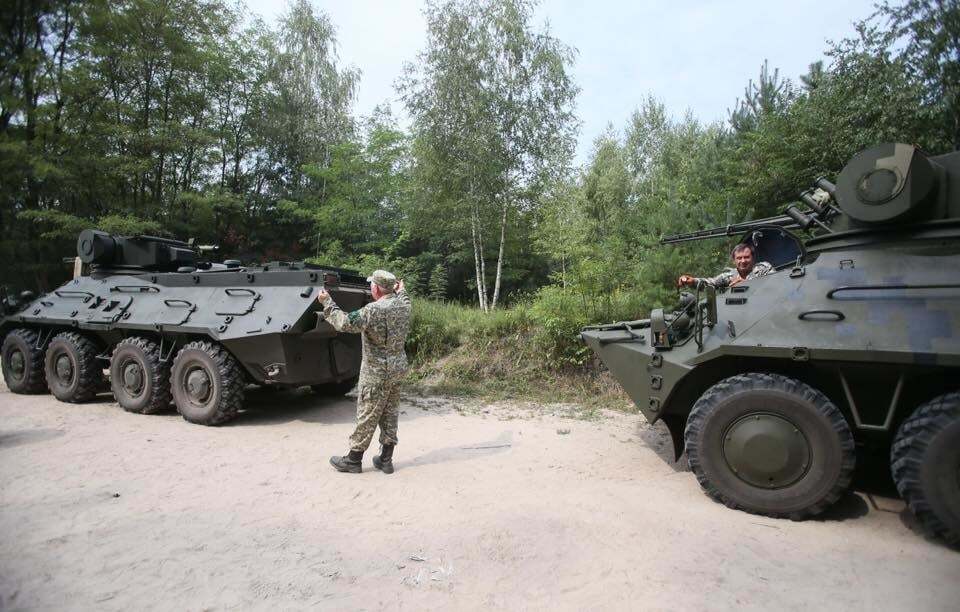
[110,337,171,415]
[684,373,855,519]
[891,391,960,546]
[44,331,101,402]
[2,328,48,393]
[311,376,359,396]
[170,341,244,425]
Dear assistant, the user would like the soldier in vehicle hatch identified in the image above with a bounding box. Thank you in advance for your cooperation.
[677,242,773,289]
[317,270,412,475]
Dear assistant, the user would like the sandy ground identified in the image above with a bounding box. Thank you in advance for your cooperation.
[1,382,958,612]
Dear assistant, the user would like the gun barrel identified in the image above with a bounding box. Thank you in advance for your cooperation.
[659,214,800,245]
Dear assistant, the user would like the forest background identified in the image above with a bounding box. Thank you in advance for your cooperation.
[1,0,957,402]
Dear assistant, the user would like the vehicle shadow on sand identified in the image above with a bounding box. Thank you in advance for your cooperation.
[0,427,66,449]
[231,387,446,427]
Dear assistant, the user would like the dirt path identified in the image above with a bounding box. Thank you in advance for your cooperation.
[1,382,957,611]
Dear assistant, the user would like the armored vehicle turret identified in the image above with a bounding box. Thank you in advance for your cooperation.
[582,143,960,545]
[1,231,370,425]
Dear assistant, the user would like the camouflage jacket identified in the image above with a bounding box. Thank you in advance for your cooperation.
[321,289,412,385]
[696,261,773,289]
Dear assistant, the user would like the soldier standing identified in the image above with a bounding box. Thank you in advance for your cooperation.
[317,270,412,474]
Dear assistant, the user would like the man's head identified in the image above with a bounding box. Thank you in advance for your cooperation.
[367,269,397,301]
[731,243,756,277]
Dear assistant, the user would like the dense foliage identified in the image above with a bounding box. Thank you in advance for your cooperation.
[1,0,957,373]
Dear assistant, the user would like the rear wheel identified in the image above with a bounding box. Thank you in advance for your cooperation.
[684,373,855,519]
[2,328,48,393]
[170,341,244,425]
[44,331,101,402]
[110,337,171,414]
[891,392,960,546]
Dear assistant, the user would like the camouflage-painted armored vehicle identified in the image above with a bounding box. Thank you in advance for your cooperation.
[1,230,369,425]
[581,143,960,544]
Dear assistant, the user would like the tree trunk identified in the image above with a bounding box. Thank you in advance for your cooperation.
[490,197,508,309]
[471,200,488,312]
[24,11,43,209]
[156,64,175,206]
[51,7,74,138]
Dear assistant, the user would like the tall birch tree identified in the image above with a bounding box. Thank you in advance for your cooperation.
[401,0,577,311]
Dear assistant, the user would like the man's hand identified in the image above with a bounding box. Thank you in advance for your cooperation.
[316,287,330,303]
[396,279,405,293]
[677,274,695,288]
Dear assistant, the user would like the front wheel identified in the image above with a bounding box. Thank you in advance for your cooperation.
[891,392,960,546]
[684,373,855,520]
[170,341,245,425]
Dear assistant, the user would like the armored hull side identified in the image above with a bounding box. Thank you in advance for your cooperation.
[584,247,960,424]
[2,269,366,387]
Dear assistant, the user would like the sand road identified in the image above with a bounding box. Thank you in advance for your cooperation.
[1,382,957,611]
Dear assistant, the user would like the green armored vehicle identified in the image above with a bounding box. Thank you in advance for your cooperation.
[581,143,960,545]
[1,230,368,425]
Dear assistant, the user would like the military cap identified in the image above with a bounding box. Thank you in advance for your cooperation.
[367,269,398,291]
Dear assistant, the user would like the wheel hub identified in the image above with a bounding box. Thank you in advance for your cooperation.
[185,368,211,403]
[55,354,73,382]
[723,413,811,489]
[122,361,144,395]
[9,349,24,378]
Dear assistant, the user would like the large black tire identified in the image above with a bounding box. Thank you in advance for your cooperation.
[685,373,856,520]
[170,341,245,425]
[44,331,101,403]
[110,337,172,415]
[891,392,960,546]
[1,328,48,393]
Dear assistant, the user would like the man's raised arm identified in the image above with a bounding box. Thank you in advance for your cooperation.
[317,288,369,334]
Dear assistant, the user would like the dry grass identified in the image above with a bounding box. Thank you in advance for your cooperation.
[406,331,634,412]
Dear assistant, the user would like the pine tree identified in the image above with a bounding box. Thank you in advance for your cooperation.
[428,262,447,301]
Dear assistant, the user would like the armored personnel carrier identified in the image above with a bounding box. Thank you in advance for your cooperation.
[581,143,960,545]
[1,230,369,425]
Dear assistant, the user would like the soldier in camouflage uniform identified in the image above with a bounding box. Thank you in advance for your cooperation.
[317,270,412,474]
[678,242,772,289]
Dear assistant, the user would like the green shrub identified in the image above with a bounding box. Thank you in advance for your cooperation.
[403,295,637,408]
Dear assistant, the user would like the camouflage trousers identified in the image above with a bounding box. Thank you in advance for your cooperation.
[348,379,401,452]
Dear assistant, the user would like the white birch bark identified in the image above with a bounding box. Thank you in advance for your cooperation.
[490,197,508,310]
[471,202,488,312]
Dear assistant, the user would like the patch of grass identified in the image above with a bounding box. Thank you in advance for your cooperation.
[405,297,638,412]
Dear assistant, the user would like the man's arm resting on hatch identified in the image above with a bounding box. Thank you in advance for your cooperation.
[700,270,733,289]
[679,271,731,289]
[317,289,368,334]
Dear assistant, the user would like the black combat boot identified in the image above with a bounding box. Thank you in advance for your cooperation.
[330,449,363,473]
[372,444,395,474]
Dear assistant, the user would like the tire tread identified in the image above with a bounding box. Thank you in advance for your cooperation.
[891,391,960,546]
[684,372,855,520]
[172,340,244,425]
[2,328,48,393]
[111,337,172,414]
[48,331,100,402]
